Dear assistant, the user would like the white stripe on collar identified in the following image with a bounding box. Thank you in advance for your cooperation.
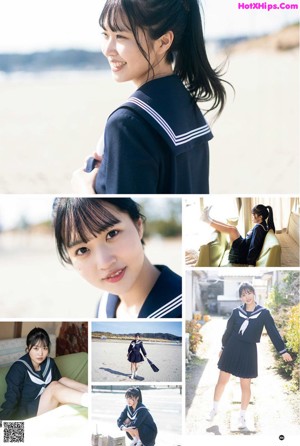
[97,292,109,318]
[147,294,182,318]
[126,97,211,146]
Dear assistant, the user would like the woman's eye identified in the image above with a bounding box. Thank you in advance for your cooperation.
[107,229,119,240]
[75,247,89,256]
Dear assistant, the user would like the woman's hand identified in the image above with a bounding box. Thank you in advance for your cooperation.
[71,167,98,194]
[281,352,293,362]
[71,152,102,194]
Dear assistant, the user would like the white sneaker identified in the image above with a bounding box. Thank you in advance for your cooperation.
[136,441,143,446]
[238,415,247,429]
[129,439,138,446]
[206,408,217,421]
[200,206,212,223]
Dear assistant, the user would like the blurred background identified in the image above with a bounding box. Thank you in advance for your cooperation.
[0,196,182,318]
[0,0,299,194]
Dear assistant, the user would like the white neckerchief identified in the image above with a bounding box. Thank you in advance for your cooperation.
[238,308,262,335]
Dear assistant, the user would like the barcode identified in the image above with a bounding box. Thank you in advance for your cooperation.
[3,422,24,443]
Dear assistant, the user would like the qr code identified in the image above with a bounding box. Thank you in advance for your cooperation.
[3,422,24,443]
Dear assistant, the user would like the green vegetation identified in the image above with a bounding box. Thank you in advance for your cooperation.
[266,271,300,390]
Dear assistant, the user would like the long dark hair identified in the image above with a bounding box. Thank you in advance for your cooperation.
[99,0,228,115]
[252,204,275,232]
[52,198,145,265]
[26,327,51,353]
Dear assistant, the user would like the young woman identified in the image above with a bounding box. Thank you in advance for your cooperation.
[127,334,147,380]
[72,0,228,194]
[201,204,276,265]
[0,328,88,420]
[207,283,292,429]
[117,387,157,446]
[52,198,182,319]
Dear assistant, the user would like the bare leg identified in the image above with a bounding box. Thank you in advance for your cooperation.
[37,381,86,416]
[201,207,241,243]
[240,378,251,410]
[126,427,140,442]
[207,371,231,421]
[58,377,88,393]
[213,370,231,401]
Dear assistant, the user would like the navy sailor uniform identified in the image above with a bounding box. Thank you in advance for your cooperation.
[218,304,287,378]
[93,75,213,194]
[117,402,157,446]
[228,222,269,265]
[127,340,147,363]
[0,353,61,420]
[97,265,182,319]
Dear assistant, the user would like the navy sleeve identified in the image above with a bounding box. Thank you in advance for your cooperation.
[221,310,235,349]
[117,406,129,429]
[128,342,133,355]
[264,310,287,354]
[140,342,147,357]
[247,225,267,265]
[0,362,25,420]
[96,109,168,194]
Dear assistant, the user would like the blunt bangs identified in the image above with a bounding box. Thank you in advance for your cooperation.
[99,0,132,33]
[54,198,121,264]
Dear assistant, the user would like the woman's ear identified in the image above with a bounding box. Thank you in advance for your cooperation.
[156,30,174,55]
[136,217,144,240]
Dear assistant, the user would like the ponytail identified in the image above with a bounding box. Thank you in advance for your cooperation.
[100,0,229,115]
[266,206,275,233]
[174,0,227,114]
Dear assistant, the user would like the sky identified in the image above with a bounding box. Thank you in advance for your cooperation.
[0,0,298,53]
[92,321,182,337]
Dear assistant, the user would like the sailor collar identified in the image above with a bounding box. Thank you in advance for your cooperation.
[117,75,213,156]
[98,265,182,318]
[238,304,263,335]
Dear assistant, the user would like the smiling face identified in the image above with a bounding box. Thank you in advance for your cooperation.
[240,288,256,309]
[100,13,173,87]
[28,341,49,371]
[66,203,146,298]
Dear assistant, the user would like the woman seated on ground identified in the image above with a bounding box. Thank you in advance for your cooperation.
[201,204,275,266]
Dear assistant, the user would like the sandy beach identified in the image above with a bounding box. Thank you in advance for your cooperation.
[92,340,182,383]
[0,36,299,194]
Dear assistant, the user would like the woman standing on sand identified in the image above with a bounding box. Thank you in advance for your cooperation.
[201,204,276,265]
[127,334,147,380]
[72,0,228,194]
[207,283,292,430]
[117,387,157,446]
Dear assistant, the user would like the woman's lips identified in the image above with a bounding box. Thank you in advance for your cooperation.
[110,60,126,72]
[103,267,126,283]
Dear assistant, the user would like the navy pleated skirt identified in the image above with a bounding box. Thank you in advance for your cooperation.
[218,335,258,378]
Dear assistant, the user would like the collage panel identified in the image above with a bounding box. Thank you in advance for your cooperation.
[0,321,88,445]
[185,269,299,441]
[91,321,182,384]
[91,385,182,446]
[0,196,182,319]
[183,196,300,268]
